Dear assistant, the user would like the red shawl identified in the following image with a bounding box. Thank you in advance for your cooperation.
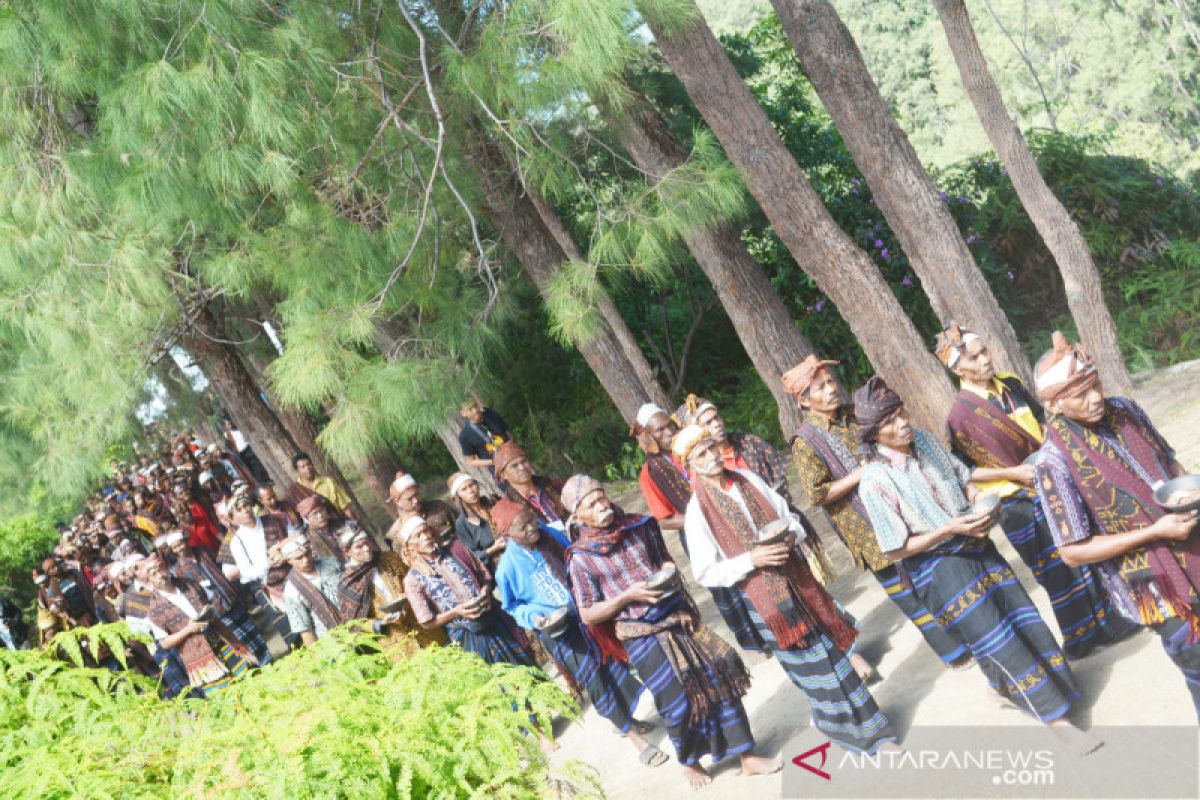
[694,471,856,652]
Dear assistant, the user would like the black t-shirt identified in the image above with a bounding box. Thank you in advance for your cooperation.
[458,408,510,460]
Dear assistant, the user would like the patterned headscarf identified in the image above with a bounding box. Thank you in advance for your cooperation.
[781,355,839,396]
[489,497,528,536]
[1035,331,1099,401]
[673,394,716,428]
[295,495,325,518]
[852,376,905,444]
[672,424,710,464]
[492,441,527,478]
[933,322,981,368]
[561,474,603,515]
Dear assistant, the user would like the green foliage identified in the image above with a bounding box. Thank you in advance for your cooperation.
[0,512,60,609]
[0,626,592,799]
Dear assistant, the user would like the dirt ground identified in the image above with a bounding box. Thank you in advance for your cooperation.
[545,360,1200,799]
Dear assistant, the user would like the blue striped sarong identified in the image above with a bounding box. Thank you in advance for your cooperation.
[744,597,895,753]
[538,620,645,733]
[220,607,273,666]
[196,636,253,697]
[1156,615,1200,721]
[874,564,968,665]
[152,645,199,699]
[710,586,769,653]
[904,538,1079,722]
[1000,494,1138,657]
[622,598,755,765]
[447,612,534,667]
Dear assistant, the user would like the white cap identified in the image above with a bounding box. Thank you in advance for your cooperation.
[635,403,666,428]
[279,535,309,559]
[397,516,427,543]
[391,474,417,495]
[198,470,214,485]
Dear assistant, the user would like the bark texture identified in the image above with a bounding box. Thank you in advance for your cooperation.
[932,0,1133,393]
[606,88,814,434]
[638,1,955,431]
[770,0,1031,383]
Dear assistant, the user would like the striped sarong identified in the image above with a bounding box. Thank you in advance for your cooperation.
[538,621,645,733]
[745,597,895,753]
[874,564,968,665]
[904,538,1079,722]
[622,599,755,765]
[710,586,769,653]
[196,635,253,696]
[1000,494,1138,657]
[448,615,534,667]
[1156,615,1200,721]
[220,607,273,667]
[152,645,199,699]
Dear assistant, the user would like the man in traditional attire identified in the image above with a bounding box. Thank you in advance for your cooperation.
[164,529,271,665]
[494,442,568,538]
[257,483,303,535]
[279,534,344,646]
[295,494,348,564]
[137,554,257,696]
[566,477,781,790]
[784,356,971,668]
[401,516,533,667]
[1033,331,1200,718]
[493,492,667,769]
[288,452,356,523]
[674,425,895,754]
[630,403,767,656]
[225,493,295,648]
[387,473,458,546]
[337,527,446,652]
[855,377,1084,729]
[936,324,1136,657]
[111,556,196,699]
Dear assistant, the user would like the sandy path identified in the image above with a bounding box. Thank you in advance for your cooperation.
[546,361,1200,798]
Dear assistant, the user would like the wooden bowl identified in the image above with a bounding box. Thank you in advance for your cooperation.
[1154,475,1200,513]
[537,605,572,637]
[755,519,791,546]
[971,493,1002,519]
[645,563,679,596]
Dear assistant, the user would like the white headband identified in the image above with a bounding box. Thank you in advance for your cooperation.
[398,516,427,543]
[163,530,186,546]
[695,402,717,419]
[391,474,417,495]
[448,473,474,498]
[943,332,981,368]
[280,535,309,559]
[1035,354,1078,392]
[636,403,666,428]
[340,527,369,549]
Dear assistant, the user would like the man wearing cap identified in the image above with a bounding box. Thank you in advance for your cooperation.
[566,476,780,789]
[630,402,767,656]
[1033,331,1200,717]
[279,534,344,646]
[936,324,1136,658]
[494,442,568,536]
[494,490,667,768]
[784,355,971,667]
[165,528,271,665]
[674,424,895,754]
[388,472,457,546]
[681,395,792,502]
[338,526,446,651]
[289,452,356,522]
[112,555,196,698]
[400,515,532,666]
[295,494,348,564]
[855,377,1083,729]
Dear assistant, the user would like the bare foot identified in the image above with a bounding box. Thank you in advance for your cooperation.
[682,763,712,790]
[538,734,560,755]
[986,686,1020,711]
[849,652,877,683]
[948,653,976,670]
[740,753,784,776]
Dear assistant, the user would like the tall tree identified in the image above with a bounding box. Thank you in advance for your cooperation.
[768,0,1031,382]
[931,0,1133,393]
[601,87,814,433]
[636,0,955,429]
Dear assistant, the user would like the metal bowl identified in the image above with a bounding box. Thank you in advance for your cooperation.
[971,493,1002,519]
[537,605,572,637]
[645,563,679,596]
[1154,475,1200,513]
[755,519,791,546]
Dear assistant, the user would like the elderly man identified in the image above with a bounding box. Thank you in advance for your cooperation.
[493,492,666,769]
[674,425,895,755]
[279,534,344,646]
[1033,332,1200,718]
[295,494,347,564]
[289,452,355,522]
[458,398,512,471]
[684,395,792,501]
[855,377,1082,728]
[164,529,271,665]
[565,475,780,790]
[137,554,257,695]
[494,442,567,534]
[936,324,1136,658]
[784,356,968,667]
[387,473,457,546]
[630,402,766,656]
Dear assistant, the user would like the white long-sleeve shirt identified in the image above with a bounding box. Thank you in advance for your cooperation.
[683,468,806,589]
[230,519,270,584]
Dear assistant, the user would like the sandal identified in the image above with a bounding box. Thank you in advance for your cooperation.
[638,744,668,768]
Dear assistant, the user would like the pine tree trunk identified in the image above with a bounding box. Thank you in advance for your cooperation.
[470,136,673,423]
[768,0,1031,383]
[637,1,955,431]
[932,0,1134,393]
[438,419,502,496]
[605,88,814,434]
[181,310,300,487]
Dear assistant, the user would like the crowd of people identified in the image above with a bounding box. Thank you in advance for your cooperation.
[7,328,1199,791]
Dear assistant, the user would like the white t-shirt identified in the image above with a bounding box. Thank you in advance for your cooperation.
[230,519,270,584]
